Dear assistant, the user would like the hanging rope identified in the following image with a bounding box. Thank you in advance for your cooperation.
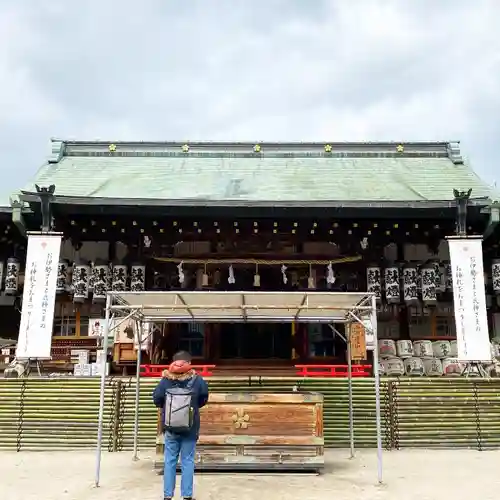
[153,255,361,265]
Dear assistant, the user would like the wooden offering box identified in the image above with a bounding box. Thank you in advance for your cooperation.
[155,392,324,472]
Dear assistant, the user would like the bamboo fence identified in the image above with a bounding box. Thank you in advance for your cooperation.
[0,377,499,451]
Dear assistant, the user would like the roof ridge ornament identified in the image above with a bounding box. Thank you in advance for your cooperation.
[48,139,64,164]
[181,144,189,153]
[396,144,404,153]
[253,144,261,153]
[453,188,472,236]
[447,141,463,164]
[108,143,117,153]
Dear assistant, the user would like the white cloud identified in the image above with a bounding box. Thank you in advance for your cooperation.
[0,0,499,197]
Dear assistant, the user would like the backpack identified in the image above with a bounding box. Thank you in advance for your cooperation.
[163,375,197,433]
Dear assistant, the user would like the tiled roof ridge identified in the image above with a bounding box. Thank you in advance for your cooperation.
[47,138,463,164]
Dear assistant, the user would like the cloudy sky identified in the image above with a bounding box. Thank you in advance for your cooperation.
[1,0,499,199]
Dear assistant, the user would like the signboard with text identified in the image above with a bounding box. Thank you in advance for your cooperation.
[349,322,368,360]
[448,236,491,362]
[16,234,62,360]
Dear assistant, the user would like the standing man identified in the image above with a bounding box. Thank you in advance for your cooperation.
[153,350,209,500]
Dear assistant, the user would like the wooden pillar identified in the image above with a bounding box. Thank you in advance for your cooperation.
[204,323,211,360]
[75,308,81,337]
[211,323,221,360]
[397,244,410,339]
[302,324,309,360]
[291,322,297,360]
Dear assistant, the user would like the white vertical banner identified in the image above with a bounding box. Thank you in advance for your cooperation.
[16,233,62,360]
[448,236,491,362]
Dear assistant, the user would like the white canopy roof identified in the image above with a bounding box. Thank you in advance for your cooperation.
[109,290,374,323]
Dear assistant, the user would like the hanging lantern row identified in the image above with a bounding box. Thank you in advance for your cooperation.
[0,257,499,298]
[56,260,146,303]
[365,260,500,303]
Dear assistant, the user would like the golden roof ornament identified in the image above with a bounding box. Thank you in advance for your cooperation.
[324,144,332,153]
[253,144,261,153]
[396,144,404,153]
[181,144,189,153]
[108,144,117,152]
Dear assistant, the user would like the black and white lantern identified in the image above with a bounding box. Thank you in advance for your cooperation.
[112,264,128,292]
[384,265,400,303]
[4,257,20,295]
[130,264,146,292]
[492,259,500,295]
[107,263,113,290]
[56,259,69,294]
[72,260,91,302]
[444,261,453,291]
[366,265,382,300]
[88,263,96,292]
[0,261,4,292]
[403,263,418,304]
[92,260,109,302]
[433,261,445,294]
[420,262,437,303]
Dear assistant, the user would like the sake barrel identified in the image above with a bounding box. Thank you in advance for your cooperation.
[383,357,404,376]
[493,342,500,360]
[442,358,464,376]
[404,357,425,376]
[378,361,386,376]
[490,342,500,359]
[432,340,452,358]
[485,363,499,377]
[450,340,458,357]
[396,340,413,358]
[413,340,433,358]
[378,339,396,357]
[423,358,444,377]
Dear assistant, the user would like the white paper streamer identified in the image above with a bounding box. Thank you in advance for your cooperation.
[228,265,235,284]
[326,262,336,284]
[177,261,185,284]
[281,264,288,284]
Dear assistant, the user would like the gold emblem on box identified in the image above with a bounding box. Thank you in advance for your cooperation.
[232,408,250,429]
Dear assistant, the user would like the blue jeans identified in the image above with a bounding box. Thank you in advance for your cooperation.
[164,434,196,498]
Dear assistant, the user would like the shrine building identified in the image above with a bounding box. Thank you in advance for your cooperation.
[0,139,499,376]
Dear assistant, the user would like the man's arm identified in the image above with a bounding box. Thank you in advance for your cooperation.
[197,377,209,408]
[152,379,167,408]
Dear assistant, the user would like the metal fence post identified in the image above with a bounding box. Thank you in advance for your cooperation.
[383,380,395,450]
[16,379,27,452]
[111,380,123,452]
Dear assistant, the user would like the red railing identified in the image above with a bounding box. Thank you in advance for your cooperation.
[140,364,216,378]
[141,363,371,378]
[295,364,372,378]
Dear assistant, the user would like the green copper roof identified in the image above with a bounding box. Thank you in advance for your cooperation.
[0,193,12,212]
[20,140,499,207]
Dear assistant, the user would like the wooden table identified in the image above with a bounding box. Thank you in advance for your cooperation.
[155,391,324,472]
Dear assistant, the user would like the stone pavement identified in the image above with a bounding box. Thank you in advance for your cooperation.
[1,448,499,500]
